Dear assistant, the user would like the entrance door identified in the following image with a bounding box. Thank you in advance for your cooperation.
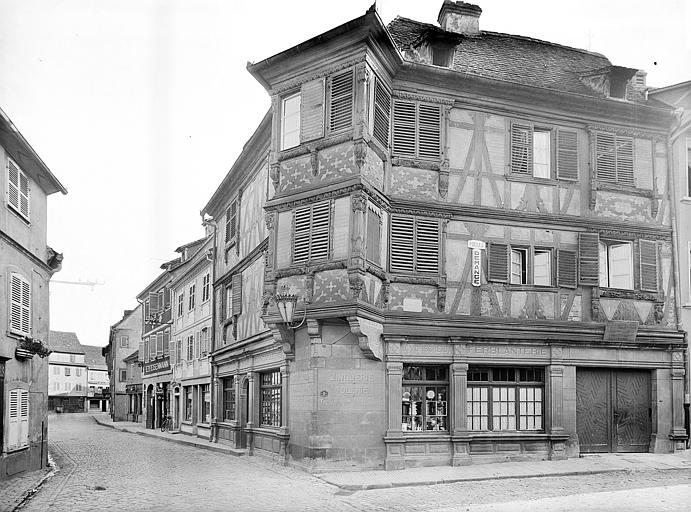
[576,369,651,453]
[238,378,249,448]
[146,386,154,429]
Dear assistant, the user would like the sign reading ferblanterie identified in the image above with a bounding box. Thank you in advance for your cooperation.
[143,356,171,376]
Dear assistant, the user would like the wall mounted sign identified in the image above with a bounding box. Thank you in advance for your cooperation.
[143,356,171,376]
[468,240,486,287]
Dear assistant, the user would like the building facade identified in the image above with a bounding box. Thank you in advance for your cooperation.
[48,331,87,413]
[170,237,213,437]
[104,306,142,421]
[83,345,109,412]
[0,107,66,478]
[202,1,686,470]
[122,350,143,422]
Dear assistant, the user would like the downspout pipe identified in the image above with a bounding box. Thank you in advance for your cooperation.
[203,216,218,442]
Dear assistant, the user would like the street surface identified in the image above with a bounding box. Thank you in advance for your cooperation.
[19,414,691,512]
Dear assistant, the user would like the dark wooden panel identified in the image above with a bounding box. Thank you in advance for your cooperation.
[576,369,610,453]
[614,370,651,453]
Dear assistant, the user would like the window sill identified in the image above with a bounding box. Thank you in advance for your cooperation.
[390,156,441,171]
[505,284,559,292]
[680,197,691,204]
[505,173,568,185]
[594,182,654,198]
[682,303,691,309]
[599,288,658,301]
[7,205,31,226]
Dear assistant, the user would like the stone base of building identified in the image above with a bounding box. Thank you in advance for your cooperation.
[0,441,48,479]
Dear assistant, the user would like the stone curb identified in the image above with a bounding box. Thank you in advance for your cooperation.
[12,464,57,511]
[91,416,245,457]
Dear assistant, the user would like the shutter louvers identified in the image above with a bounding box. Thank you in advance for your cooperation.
[300,78,325,142]
[230,201,238,241]
[19,172,29,218]
[595,132,617,183]
[511,124,532,174]
[390,216,415,273]
[373,79,391,148]
[557,250,577,288]
[163,329,170,356]
[616,136,635,186]
[418,104,441,160]
[293,205,311,264]
[488,243,509,282]
[225,206,232,242]
[138,341,144,362]
[21,278,30,335]
[10,274,23,334]
[170,339,176,364]
[415,218,440,273]
[578,232,600,286]
[639,239,658,292]
[149,292,160,312]
[556,130,578,180]
[329,70,353,132]
[8,390,19,450]
[392,100,416,158]
[310,201,330,261]
[8,158,20,211]
[20,390,29,448]
[366,208,381,264]
[231,273,243,316]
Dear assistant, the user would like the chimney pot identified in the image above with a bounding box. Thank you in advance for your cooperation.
[438,1,482,35]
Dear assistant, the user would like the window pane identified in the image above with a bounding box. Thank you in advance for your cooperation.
[599,242,608,287]
[281,94,301,150]
[533,250,551,286]
[533,130,551,178]
[608,243,633,289]
[511,250,525,284]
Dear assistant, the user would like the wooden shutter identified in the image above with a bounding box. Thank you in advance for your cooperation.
[138,341,145,362]
[578,232,600,286]
[149,292,160,312]
[19,170,29,218]
[390,216,415,273]
[556,130,578,180]
[595,132,616,183]
[163,287,171,309]
[8,389,19,450]
[616,136,635,186]
[415,218,440,273]
[163,329,170,356]
[293,205,311,263]
[366,207,381,264]
[156,331,164,356]
[230,201,238,241]
[372,78,391,148]
[418,104,441,160]
[511,124,533,174]
[19,390,29,448]
[7,158,29,219]
[392,100,416,158]
[293,201,330,264]
[300,78,325,142]
[639,239,658,292]
[231,273,242,316]
[488,243,508,282]
[225,205,232,242]
[557,250,577,288]
[9,273,30,335]
[329,69,353,132]
[170,339,176,364]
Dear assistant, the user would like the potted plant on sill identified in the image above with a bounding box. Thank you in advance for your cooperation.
[15,336,52,359]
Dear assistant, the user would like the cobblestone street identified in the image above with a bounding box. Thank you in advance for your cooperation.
[17,414,691,512]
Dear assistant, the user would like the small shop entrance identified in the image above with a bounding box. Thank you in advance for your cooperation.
[576,368,651,453]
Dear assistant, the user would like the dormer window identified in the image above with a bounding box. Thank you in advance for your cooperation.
[432,45,454,67]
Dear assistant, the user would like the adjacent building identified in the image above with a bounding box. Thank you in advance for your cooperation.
[122,350,143,422]
[0,107,66,478]
[200,1,686,470]
[103,306,142,421]
[83,345,109,412]
[47,331,87,413]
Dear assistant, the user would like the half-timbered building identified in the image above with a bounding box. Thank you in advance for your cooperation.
[211,1,687,470]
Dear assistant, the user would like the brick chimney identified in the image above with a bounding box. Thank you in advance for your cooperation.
[438,1,482,35]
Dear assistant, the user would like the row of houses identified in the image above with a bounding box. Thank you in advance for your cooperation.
[103,1,689,471]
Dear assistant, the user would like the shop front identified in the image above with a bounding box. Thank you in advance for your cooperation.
[126,383,143,422]
[142,356,172,430]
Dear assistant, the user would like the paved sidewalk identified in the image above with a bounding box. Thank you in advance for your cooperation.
[90,413,246,456]
[0,465,53,512]
[317,451,691,490]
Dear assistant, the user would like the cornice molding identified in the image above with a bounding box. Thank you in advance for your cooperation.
[271,57,365,96]
[587,124,666,141]
[274,259,348,279]
[390,205,452,220]
[0,229,53,274]
[268,181,390,213]
[393,89,455,106]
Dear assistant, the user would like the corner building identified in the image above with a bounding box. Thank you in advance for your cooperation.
[219,1,687,470]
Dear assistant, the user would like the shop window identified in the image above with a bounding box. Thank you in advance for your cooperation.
[401,365,448,432]
[200,384,210,424]
[223,377,235,421]
[260,370,282,427]
[467,367,544,431]
[185,387,193,422]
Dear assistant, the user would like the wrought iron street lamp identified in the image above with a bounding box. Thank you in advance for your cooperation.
[274,285,306,329]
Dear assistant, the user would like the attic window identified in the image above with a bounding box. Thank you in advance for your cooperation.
[432,46,453,67]
[610,78,627,99]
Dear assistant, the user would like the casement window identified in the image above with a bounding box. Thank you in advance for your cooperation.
[162,329,170,356]
[507,247,552,286]
[201,273,210,303]
[64,367,71,376]
[7,157,30,221]
[177,292,184,317]
[9,272,31,336]
[467,367,544,431]
[185,387,193,421]
[599,241,634,289]
[223,377,236,421]
[401,365,448,432]
[392,100,442,160]
[76,368,82,377]
[366,206,382,265]
[260,370,282,427]
[490,244,566,287]
[371,76,391,148]
[281,93,301,150]
[389,216,440,274]
[156,331,163,357]
[594,131,634,186]
[200,384,211,424]
[120,336,129,348]
[225,284,233,319]
[175,338,182,364]
[293,201,331,264]
[7,389,29,450]
[510,124,578,180]
[188,284,196,311]
[194,331,201,358]
[225,200,238,246]
[186,335,194,361]
[200,328,209,357]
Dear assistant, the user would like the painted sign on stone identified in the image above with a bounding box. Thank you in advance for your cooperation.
[468,240,486,287]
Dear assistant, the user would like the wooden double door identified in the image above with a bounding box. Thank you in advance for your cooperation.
[576,368,651,453]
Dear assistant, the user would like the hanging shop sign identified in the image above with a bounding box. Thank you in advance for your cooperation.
[468,240,486,287]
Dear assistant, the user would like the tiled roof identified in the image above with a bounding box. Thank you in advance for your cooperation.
[387,17,614,98]
[48,331,84,354]
[82,345,107,369]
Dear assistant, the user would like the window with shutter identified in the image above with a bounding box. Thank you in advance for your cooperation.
[595,132,635,186]
[7,157,30,221]
[231,273,243,316]
[329,69,354,133]
[372,78,391,148]
[598,240,633,290]
[9,273,31,336]
[300,78,325,142]
[225,200,238,245]
[557,250,577,288]
[390,216,440,274]
[7,389,29,450]
[639,240,658,292]
[578,233,600,286]
[510,124,532,174]
[366,207,381,265]
[163,329,170,356]
[488,243,509,283]
[392,100,441,160]
[281,92,301,150]
[292,201,331,264]
[556,130,578,180]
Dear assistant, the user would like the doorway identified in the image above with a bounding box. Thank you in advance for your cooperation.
[576,368,651,453]
[146,385,154,429]
[238,378,249,448]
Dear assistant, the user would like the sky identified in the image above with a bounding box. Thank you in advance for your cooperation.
[0,0,689,346]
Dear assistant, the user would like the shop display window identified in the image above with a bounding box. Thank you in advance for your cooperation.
[402,365,448,432]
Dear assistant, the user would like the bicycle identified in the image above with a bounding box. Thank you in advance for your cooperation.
[160,415,172,432]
